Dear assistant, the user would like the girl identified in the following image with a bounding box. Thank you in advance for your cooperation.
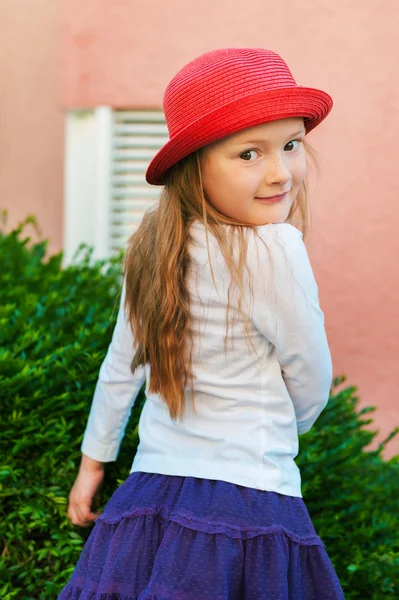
[58,48,345,599]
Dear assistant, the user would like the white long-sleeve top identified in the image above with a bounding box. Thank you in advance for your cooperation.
[81,222,332,498]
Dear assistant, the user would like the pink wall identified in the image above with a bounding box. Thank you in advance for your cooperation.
[0,0,64,256]
[2,0,398,456]
[60,0,399,457]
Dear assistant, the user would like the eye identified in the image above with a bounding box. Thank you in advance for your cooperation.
[284,139,303,152]
[239,149,258,161]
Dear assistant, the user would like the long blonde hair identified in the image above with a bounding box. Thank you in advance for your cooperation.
[124,141,315,422]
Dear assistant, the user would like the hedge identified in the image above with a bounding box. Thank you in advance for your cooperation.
[1,215,398,599]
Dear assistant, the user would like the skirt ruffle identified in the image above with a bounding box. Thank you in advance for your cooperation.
[58,471,344,600]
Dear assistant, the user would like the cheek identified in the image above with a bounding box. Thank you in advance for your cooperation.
[225,165,261,194]
[203,163,236,199]
[292,155,307,186]
[201,163,219,199]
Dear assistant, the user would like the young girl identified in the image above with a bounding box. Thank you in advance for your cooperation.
[58,48,345,599]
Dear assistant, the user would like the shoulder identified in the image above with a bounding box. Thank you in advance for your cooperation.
[246,223,304,261]
[246,222,315,283]
[253,223,303,244]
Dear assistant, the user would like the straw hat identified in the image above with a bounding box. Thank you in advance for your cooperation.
[146,48,333,185]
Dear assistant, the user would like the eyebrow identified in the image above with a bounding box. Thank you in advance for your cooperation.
[235,129,306,145]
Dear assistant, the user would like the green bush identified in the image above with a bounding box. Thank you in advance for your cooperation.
[1,217,398,599]
[297,386,399,597]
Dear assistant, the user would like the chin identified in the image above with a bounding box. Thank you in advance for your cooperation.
[272,206,293,224]
[260,212,290,226]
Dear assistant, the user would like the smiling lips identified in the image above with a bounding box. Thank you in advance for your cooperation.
[255,193,287,204]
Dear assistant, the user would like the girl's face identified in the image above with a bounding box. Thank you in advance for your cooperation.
[200,117,306,225]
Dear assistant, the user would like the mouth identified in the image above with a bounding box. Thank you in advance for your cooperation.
[255,193,287,204]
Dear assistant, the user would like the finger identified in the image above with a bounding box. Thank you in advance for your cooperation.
[71,512,92,527]
[76,503,102,525]
[75,503,94,525]
[69,503,91,527]
[68,507,85,527]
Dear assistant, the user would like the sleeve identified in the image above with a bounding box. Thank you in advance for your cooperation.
[80,280,146,461]
[248,223,333,435]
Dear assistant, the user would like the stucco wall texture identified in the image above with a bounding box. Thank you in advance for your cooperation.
[2,0,398,456]
[63,0,399,458]
[0,0,64,256]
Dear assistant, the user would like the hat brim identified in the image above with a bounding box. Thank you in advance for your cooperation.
[146,86,333,185]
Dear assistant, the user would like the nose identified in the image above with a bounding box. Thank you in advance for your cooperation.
[264,154,291,187]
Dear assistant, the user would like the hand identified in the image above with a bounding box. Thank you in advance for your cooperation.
[67,455,105,527]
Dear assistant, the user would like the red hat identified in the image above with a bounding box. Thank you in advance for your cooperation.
[146,48,333,185]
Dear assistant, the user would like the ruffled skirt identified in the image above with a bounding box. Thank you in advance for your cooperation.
[58,471,344,599]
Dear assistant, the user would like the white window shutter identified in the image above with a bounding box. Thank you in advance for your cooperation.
[110,110,169,254]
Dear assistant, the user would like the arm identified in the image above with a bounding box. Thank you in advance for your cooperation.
[249,223,333,435]
[80,280,146,461]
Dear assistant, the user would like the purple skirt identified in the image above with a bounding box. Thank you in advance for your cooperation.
[58,471,344,600]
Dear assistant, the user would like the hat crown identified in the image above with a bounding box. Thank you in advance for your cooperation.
[164,48,298,137]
